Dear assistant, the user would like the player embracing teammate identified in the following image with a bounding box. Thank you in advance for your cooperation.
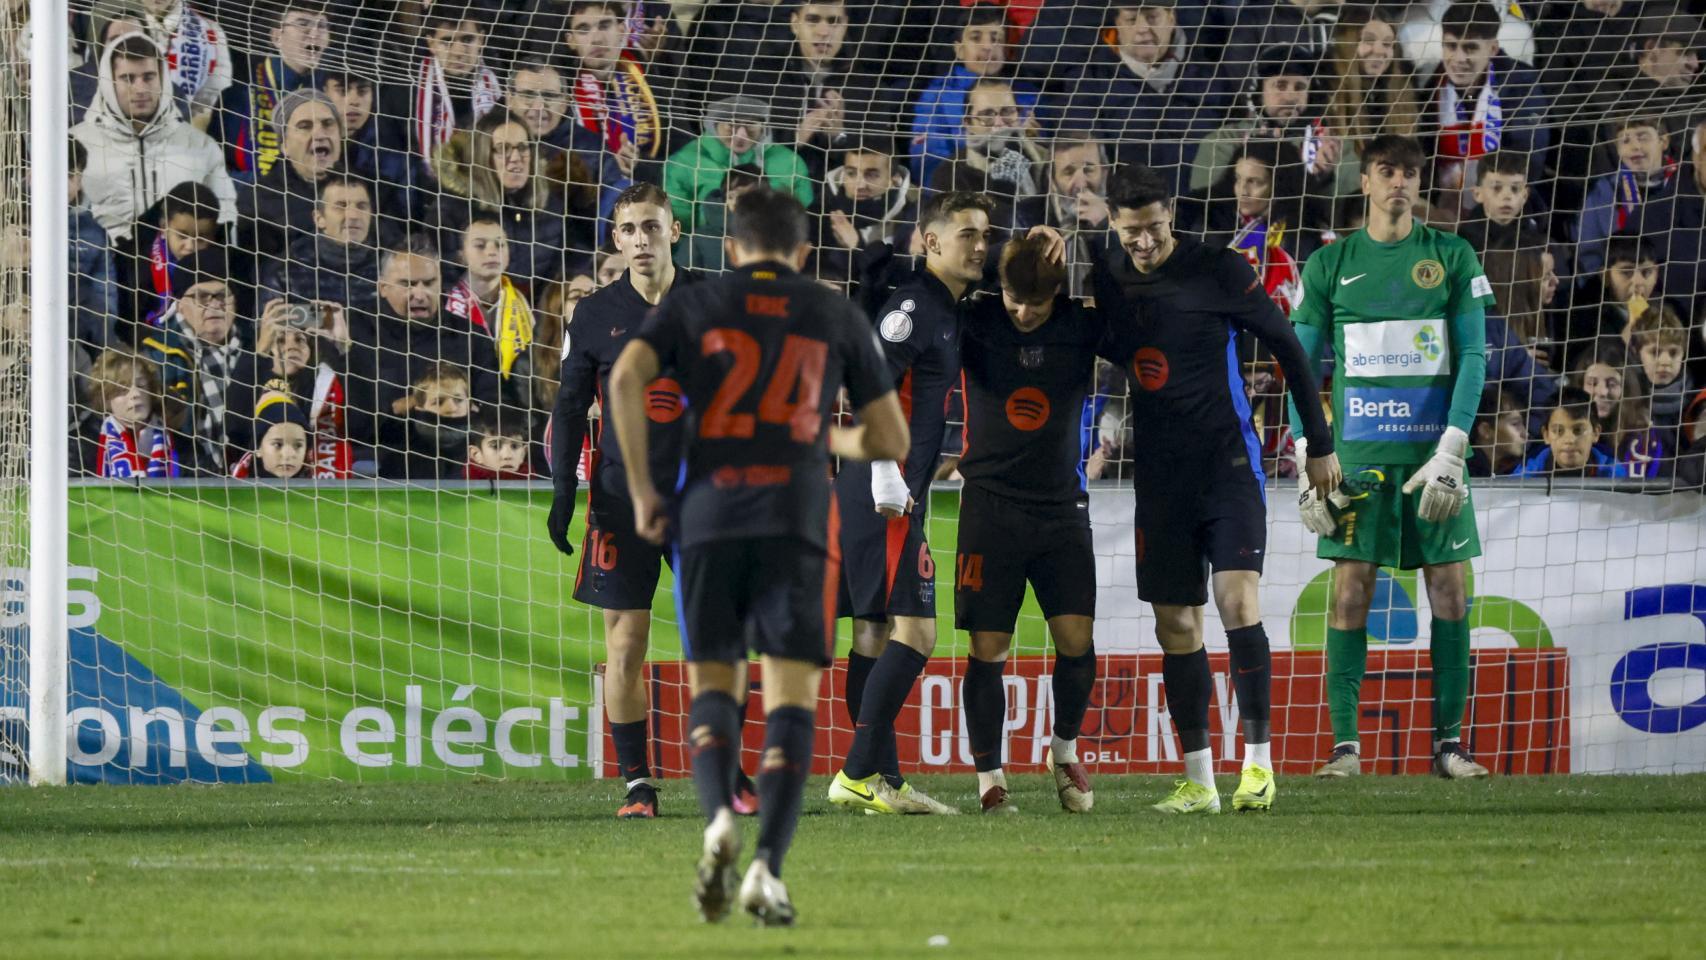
[1036,163,1340,814]
[1288,135,1494,780]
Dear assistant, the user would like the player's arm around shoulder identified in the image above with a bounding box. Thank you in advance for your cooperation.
[1291,241,1341,331]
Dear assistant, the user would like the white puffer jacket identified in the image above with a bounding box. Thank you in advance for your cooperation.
[70,31,236,242]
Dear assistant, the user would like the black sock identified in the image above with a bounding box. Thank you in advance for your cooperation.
[844,643,928,780]
[733,689,753,786]
[845,651,877,725]
[754,705,815,878]
[1162,648,1212,755]
[687,691,740,821]
[848,650,903,787]
[610,719,652,784]
[962,657,1006,773]
[1226,624,1272,745]
[1051,647,1097,743]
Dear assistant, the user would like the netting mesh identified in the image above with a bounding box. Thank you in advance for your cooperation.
[0,0,31,782]
[11,0,1706,783]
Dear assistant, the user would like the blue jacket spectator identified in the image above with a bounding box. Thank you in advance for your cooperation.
[70,138,121,351]
[1575,115,1686,278]
[909,5,1040,185]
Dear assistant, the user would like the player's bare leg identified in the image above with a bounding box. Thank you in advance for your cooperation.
[736,655,821,927]
[1045,615,1096,812]
[830,614,957,814]
[1213,570,1277,810]
[1150,604,1220,814]
[965,630,1017,813]
[1422,562,1487,778]
[686,661,744,922]
[1319,561,1378,778]
[605,609,660,818]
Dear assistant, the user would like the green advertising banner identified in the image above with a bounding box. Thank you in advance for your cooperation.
[68,485,621,781]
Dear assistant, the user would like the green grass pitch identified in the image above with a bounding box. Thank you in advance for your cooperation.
[3,774,1703,958]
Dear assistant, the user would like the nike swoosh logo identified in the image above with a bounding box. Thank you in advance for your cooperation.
[1452,538,1471,550]
[611,327,627,337]
[1237,666,1264,675]
[846,784,875,801]
[1253,783,1270,798]
[1339,274,1367,286]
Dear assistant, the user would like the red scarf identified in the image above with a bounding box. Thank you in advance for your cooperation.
[146,235,175,326]
[309,368,352,478]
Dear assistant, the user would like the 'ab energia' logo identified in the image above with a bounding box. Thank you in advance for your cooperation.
[1413,326,1444,362]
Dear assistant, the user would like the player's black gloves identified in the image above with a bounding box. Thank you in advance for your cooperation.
[547,493,575,556]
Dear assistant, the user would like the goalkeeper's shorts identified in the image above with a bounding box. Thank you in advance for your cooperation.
[954,483,1095,634]
[1316,463,1482,571]
[1132,466,1267,607]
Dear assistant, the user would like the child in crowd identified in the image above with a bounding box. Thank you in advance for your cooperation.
[1517,388,1629,478]
[1461,151,1544,253]
[88,350,180,478]
[386,363,474,479]
[230,392,311,479]
[1469,389,1529,477]
[1577,114,1681,277]
[446,214,535,401]
[1569,339,1668,478]
[465,406,534,480]
[1628,305,1690,430]
[133,181,224,329]
[1560,236,1661,369]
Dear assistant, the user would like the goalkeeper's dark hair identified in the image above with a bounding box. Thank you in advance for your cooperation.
[1107,165,1172,214]
[1362,134,1427,173]
[920,191,996,231]
[728,186,809,254]
[1441,1,1501,41]
[1000,235,1066,303]
[612,182,672,219]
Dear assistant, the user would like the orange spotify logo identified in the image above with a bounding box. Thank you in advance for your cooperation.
[1005,387,1051,431]
[1132,348,1169,391]
[646,378,684,423]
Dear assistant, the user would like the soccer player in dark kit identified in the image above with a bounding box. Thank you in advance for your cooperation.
[547,183,758,819]
[1034,165,1340,814]
[825,191,994,816]
[955,235,1102,816]
[607,187,908,926]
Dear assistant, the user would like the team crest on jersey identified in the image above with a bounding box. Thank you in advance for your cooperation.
[1411,259,1445,289]
[880,310,913,342]
[1019,345,1044,368]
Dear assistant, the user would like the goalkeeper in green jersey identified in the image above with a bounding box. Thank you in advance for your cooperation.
[1286,135,1495,780]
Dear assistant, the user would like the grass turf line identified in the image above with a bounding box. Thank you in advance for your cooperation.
[2,774,1702,959]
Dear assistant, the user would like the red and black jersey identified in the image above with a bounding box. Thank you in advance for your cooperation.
[870,268,973,500]
[549,269,706,503]
[637,261,893,551]
[1093,236,1333,481]
[959,292,1105,512]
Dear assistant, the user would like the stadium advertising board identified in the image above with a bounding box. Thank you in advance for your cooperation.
[0,486,1698,782]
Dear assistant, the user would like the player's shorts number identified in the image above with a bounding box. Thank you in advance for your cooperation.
[956,553,984,591]
[918,541,935,579]
[699,328,828,442]
[591,531,619,572]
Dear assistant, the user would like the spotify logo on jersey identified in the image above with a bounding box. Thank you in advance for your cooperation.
[1005,387,1051,431]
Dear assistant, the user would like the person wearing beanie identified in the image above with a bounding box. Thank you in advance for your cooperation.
[231,391,313,479]
[237,86,348,291]
[662,93,814,252]
[141,246,248,475]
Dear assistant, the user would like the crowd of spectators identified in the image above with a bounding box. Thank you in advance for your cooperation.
[27,0,1706,486]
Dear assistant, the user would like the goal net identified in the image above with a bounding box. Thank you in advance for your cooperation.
[11,0,1705,785]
